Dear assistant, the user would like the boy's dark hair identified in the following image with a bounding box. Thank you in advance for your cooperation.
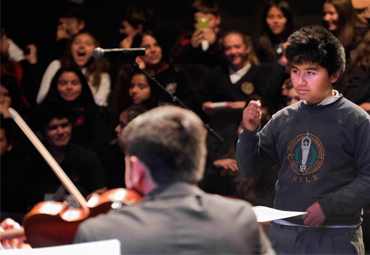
[286,25,346,76]
[34,100,71,134]
[191,0,220,17]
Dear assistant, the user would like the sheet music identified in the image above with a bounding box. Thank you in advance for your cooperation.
[253,206,307,222]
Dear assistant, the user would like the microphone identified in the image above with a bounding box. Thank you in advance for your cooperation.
[92,47,145,58]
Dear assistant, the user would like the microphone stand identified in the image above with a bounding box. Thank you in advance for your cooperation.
[128,58,224,144]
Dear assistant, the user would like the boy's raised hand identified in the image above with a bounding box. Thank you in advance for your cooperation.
[243,100,262,131]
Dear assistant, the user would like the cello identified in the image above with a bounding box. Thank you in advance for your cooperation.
[3,108,141,247]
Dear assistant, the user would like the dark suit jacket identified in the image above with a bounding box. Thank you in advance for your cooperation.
[74,182,274,254]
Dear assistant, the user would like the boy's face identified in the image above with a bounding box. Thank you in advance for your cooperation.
[44,117,72,148]
[290,63,339,105]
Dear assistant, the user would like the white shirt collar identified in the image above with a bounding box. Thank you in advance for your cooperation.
[229,61,251,84]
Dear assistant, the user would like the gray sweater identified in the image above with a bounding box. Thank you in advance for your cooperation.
[236,96,370,226]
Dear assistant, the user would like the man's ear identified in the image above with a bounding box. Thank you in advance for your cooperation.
[129,156,146,188]
[330,69,342,84]
[128,155,157,195]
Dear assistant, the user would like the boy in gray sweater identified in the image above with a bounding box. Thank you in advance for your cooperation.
[236,25,370,254]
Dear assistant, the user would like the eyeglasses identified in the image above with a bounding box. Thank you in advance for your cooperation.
[287,96,300,103]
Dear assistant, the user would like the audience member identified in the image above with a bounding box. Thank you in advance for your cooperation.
[237,25,369,254]
[170,0,225,69]
[1,27,41,107]
[0,75,30,154]
[112,67,164,119]
[323,0,369,64]
[198,31,268,121]
[343,30,370,113]
[255,0,295,65]
[23,100,105,210]
[36,31,111,107]
[74,105,275,254]
[125,31,196,110]
[55,1,86,60]
[40,67,110,171]
[117,4,155,49]
[106,104,148,189]
[282,77,300,106]
[0,115,28,223]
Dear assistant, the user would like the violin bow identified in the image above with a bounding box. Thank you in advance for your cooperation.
[8,108,89,211]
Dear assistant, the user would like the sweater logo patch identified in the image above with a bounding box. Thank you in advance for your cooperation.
[241,82,254,95]
[287,131,325,177]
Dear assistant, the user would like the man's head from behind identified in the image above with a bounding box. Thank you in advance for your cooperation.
[286,25,345,77]
[120,106,207,191]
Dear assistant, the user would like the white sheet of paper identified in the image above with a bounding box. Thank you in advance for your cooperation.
[1,239,120,255]
[252,206,307,222]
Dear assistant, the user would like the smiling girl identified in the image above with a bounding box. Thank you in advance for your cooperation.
[323,0,368,63]
[36,31,110,107]
[199,31,267,117]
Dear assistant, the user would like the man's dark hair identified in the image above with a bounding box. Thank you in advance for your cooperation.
[121,106,207,185]
[286,25,346,76]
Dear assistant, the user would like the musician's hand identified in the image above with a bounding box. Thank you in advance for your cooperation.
[302,202,326,228]
[0,218,31,249]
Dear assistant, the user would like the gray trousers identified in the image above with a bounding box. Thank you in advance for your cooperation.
[267,221,364,254]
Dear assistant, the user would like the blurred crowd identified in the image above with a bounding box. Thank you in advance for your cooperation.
[1,0,369,229]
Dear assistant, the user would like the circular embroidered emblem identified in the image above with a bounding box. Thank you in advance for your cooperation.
[241,82,254,95]
[287,132,325,175]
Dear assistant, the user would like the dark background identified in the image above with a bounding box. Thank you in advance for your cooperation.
[1,0,325,71]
